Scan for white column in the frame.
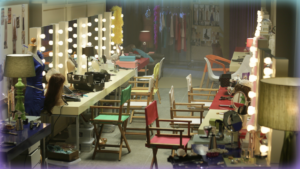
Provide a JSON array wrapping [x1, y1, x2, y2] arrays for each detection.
[[104, 12, 112, 60], [77, 17, 88, 74], [58, 21, 69, 85]]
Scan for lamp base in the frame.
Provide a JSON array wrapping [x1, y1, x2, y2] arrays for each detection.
[[279, 131, 297, 167], [14, 78, 26, 120]]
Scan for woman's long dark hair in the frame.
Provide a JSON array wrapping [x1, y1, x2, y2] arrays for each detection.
[[43, 73, 65, 115]]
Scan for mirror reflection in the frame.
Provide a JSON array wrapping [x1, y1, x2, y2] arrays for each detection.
[[68, 20, 78, 69], [41, 25, 53, 70]]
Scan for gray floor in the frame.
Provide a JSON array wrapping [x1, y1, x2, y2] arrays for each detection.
[[76, 62, 223, 169]]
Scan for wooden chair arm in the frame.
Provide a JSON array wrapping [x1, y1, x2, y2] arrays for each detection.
[[158, 119, 192, 123], [174, 103, 205, 106], [128, 81, 149, 84], [131, 87, 148, 90], [90, 106, 121, 109], [192, 88, 219, 91], [99, 100, 121, 103], [131, 92, 151, 96], [134, 76, 153, 79], [148, 127, 184, 132], [171, 109, 203, 112], [188, 93, 216, 96]]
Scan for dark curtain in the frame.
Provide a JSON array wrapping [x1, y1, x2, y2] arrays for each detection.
[[229, 0, 260, 59]]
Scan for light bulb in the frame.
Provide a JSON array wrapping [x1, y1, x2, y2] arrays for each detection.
[[81, 24, 86, 27], [111, 33, 115, 37], [58, 64, 63, 68], [250, 57, 258, 63], [260, 145, 269, 153], [102, 46, 106, 50], [102, 37, 106, 41], [255, 31, 260, 37], [81, 34, 86, 38], [264, 57, 272, 64], [261, 127, 270, 134], [49, 40, 53, 45], [250, 46, 257, 52], [95, 18, 98, 22], [58, 41, 63, 45], [248, 91, 256, 98], [257, 26, 261, 31], [87, 42, 92, 46], [95, 37, 99, 40], [73, 44, 77, 48], [121, 39, 123, 42], [68, 49, 72, 53], [58, 29, 63, 34], [68, 38, 73, 43], [249, 62, 256, 68], [74, 54, 77, 58], [49, 52, 53, 57], [82, 54, 86, 58], [249, 75, 257, 82], [247, 125, 255, 132], [40, 46, 45, 51], [43, 83, 46, 88], [264, 67, 273, 75], [111, 25, 115, 28], [95, 27, 99, 31], [111, 42, 115, 45], [120, 46, 123, 50], [95, 54, 99, 58], [40, 34, 45, 39], [122, 30, 123, 33], [49, 29, 53, 34], [87, 32, 92, 36], [111, 16, 115, 20], [68, 27, 73, 32], [247, 106, 255, 115], [95, 46, 99, 50], [73, 23, 77, 27], [121, 14, 124, 17], [110, 51, 114, 54], [58, 52, 63, 57], [87, 22, 92, 26], [263, 75, 271, 79], [88, 62, 92, 66], [73, 34, 77, 38], [113, 46, 116, 49], [81, 45, 86, 48], [42, 59, 45, 64], [102, 28, 106, 31], [102, 18, 106, 22], [49, 63, 53, 68], [258, 23, 262, 27], [82, 65, 86, 69], [42, 71, 46, 76]]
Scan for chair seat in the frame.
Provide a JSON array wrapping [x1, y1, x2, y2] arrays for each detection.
[[190, 101, 212, 107], [147, 136, 190, 148], [131, 89, 158, 95], [173, 118, 201, 125], [137, 75, 154, 81], [124, 102, 151, 107], [94, 114, 129, 123]]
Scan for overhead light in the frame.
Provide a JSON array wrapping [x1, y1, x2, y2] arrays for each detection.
[[74, 54, 77, 58], [102, 46, 106, 50], [82, 54, 86, 58], [121, 14, 124, 17], [111, 42, 115, 45], [40, 34, 45, 39], [87, 42, 92, 46], [111, 33, 115, 37], [110, 51, 114, 54], [42, 59, 45, 64], [81, 24, 86, 28], [95, 46, 99, 50], [264, 68, 273, 75], [42, 71, 46, 76], [264, 57, 272, 64], [82, 34, 86, 38], [248, 91, 256, 98], [247, 106, 256, 115], [260, 145, 269, 153], [111, 25, 115, 28], [95, 54, 99, 58], [113, 46, 116, 49], [249, 75, 257, 82], [111, 16, 115, 20], [88, 62, 92, 66], [261, 126, 270, 134], [82, 65, 86, 69], [81, 45, 86, 48], [247, 125, 255, 132]]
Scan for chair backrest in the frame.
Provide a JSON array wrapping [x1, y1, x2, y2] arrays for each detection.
[[145, 100, 158, 126], [153, 62, 160, 80], [231, 55, 251, 79], [186, 74, 192, 92], [148, 77, 154, 92], [158, 57, 165, 79], [169, 86, 175, 108], [121, 85, 132, 105], [205, 55, 230, 74], [204, 57, 217, 81]]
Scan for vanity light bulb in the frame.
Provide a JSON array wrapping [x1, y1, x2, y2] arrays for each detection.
[[58, 29, 63, 34], [111, 33, 115, 37], [102, 18, 106, 22], [73, 44, 77, 48], [247, 106, 255, 115], [42, 71, 46, 76], [49, 40, 53, 45], [250, 46, 257, 53], [87, 32, 92, 36], [264, 57, 272, 64], [247, 125, 255, 132], [249, 75, 257, 82], [111, 25, 115, 28], [111, 42, 115, 45], [49, 63, 53, 68], [40, 46, 46, 51], [263, 75, 271, 79], [120, 46, 123, 50], [82, 54, 86, 58], [88, 62, 92, 66], [95, 18, 98, 22], [264, 68, 273, 75], [68, 27, 73, 32], [250, 57, 258, 64], [74, 54, 77, 58], [95, 54, 99, 58], [110, 51, 114, 54], [249, 62, 256, 68], [58, 41, 63, 46], [87, 42, 92, 46], [49, 52, 53, 57], [43, 83, 46, 88], [73, 34, 77, 38], [121, 39, 123, 42], [95, 46, 99, 50], [255, 31, 260, 37], [121, 14, 124, 17], [102, 46, 106, 50], [58, 52, 63, 57], [42, 59, 45, 64], [258, 23, 262, 27], [58, 64, 63, 68], [256, 26, 261, 31], [261, 127, 270, 134], [82, 65, 86, 69], [102, 28, 106, 31], [68, 38, 73, 43], [81, 24, 86, 28], [95, 37, 99, 40], [40, 34, 46, 39], [122, 30, 123, 33], [49, 29, 53, 34], [248, 91, 256, 99], [68, 49, 72, 53], [81, 45, 86, 48], [73, 23, 77, 27], [102, 37, 106, 41], [81, 34, 86, 38], [95, 27, 99, 31], [111, 16, 115, 20], [260, 145, 269, 153], [87, 22, 92, 27], [113, 46, 116, 49]]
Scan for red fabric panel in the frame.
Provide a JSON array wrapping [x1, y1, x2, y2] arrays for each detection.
[[136, 58, 149, 70], [145, 101, 158, 126], [149, 136, 190, 146], [209, 87, 244, 110]]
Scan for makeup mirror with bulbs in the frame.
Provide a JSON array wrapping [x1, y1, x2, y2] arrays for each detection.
[[41, 25, 54, 70], [68, 20, 78, 68]]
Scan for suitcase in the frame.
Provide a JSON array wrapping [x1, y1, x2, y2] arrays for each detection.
[[85, 70, 110, 82], [219, 74, 231, 87]]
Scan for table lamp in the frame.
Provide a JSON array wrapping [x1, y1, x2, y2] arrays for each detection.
[[258, 77, 299, 165], [139, 30, 151, 52], [4, 54, 36, 120], [82, 46, 95, 72]]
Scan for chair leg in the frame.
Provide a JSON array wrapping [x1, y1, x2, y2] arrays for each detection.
[[149, 123, 153, 136], [93, 124, 104, 160], [130, 110, 134, 124], [118, 124, 131, 153], [200, 71, 206, 88], [151, 148, 158, 169], [156, 90, 161, 104], [207, 81, 214, 100]]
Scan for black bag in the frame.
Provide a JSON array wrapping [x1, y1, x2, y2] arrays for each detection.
[[67, 72, 93, 84], [73, 81, 104, 92], [219, 74, 231, 87], [67, 72, 105, 92], [85, 70, 110, 82]]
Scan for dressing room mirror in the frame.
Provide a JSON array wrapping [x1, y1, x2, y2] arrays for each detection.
[[231, 91, 248, 111], [68, 20, 78, 67], [41, 25, 53, 70], [88, 15, 98, 49]]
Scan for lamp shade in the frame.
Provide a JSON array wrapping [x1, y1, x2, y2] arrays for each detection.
[[247, 38, 253, 47], [258, 78, 300, 131], [82, 46, 95, 57], [139, 30, 151, 42], [4, 54, 36, 78]]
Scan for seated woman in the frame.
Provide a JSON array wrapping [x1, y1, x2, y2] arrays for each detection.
[[43, 73, 66, 115]]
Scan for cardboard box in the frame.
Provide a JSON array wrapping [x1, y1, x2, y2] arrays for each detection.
[[47, 150, 79, 162]]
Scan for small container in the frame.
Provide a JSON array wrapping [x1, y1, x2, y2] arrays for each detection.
[[16, 117, 23, 131], [80, 138, 94, 152]]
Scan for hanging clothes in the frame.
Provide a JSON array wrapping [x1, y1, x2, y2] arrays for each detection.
[[176, 17, 181, 53], [169, 13, 174, 45], [154, 5, 160, 50], [181, 13, 187, 52], [175, 13, 178, 41], [163, 12, 168, 48]]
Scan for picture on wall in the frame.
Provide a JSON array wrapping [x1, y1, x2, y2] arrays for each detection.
[[12, 15, 17, 54], [22, 5, 25, 44], [1, 8, 4, 25], [16, 16, 19, 28], [4, 17, 8, 49], [8, 8, 11, 24]]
